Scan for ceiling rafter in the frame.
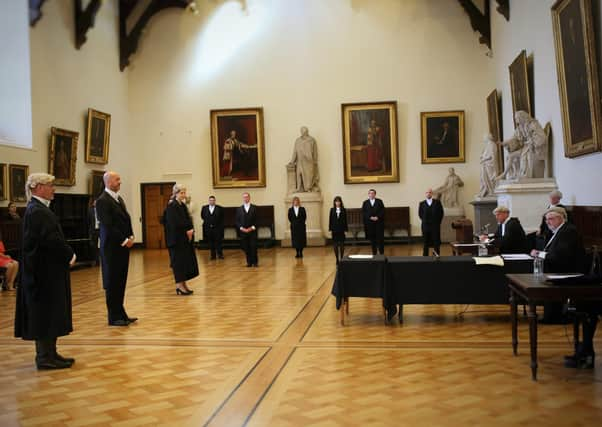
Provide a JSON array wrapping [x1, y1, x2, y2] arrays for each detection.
[[495, 0, 510, 21], [29, 0, 47, 26], [75, 0, 102, 49], [457, 0, 491, 49]]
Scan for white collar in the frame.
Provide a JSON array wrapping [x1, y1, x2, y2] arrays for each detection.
[[32, 195, 51, 207], [105, 188, 120, 201], [426, 198, 433, 205]]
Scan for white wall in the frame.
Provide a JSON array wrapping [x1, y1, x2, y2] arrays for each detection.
[[0, 0, 132, 210], [127, 0, 494, 239], [0, 0, 32, 148], [491, 0, 602, 205]]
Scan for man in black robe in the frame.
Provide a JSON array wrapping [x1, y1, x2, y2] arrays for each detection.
[[15, 173, 76, 369], [201, 196, 224, 260], [418, 188, 444, 256], [96, 171, 137, 326], [361, 189, 385, 255], [481, 206, 527, 254], [235, 192, 258, 267]]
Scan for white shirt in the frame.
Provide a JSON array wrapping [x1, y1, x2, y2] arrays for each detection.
[[104, 187, 120, 203], [500, 217, 510, 237], [426, 198, 433, 206], [209, 205, 215, 214], [369, 199, 375, 207], [32, 195, 51, 207], [293, 206, 299, 216], [243, 203, 250, 213], [336, 207, 341, 217], [539, 221, 566, 258]]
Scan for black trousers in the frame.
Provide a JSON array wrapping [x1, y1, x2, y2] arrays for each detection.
[[101, 248, 130, 322], [370, 238, 384, 255], [35, 337, 57, 363], [333, 241, 345, 262], [241, 234, 258, 265], [422, 228, 441, 256], [206, 228, 223, 258]]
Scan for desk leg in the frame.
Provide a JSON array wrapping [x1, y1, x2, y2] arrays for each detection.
[[510, 290, 518, 356], [398, 305, 403, 323], [340, 299, 346, 326], [345, 297, 349, 316], [528, 303, 538, 381]]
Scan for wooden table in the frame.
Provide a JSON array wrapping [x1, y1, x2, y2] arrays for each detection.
[[506, 273, 602, 381]]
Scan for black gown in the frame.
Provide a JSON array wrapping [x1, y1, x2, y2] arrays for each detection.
[[288, 206, 307, 250], [164, 201, 199, 283]]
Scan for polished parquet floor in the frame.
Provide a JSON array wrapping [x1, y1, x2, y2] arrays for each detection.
[[1, 244, 601, 426]]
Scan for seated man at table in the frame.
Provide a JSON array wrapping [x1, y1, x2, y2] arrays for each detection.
[[480, 206, 527, 254], [531, 206, 588, 323]]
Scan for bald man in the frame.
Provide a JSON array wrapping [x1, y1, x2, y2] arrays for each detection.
[[95, 172, 137, 326]]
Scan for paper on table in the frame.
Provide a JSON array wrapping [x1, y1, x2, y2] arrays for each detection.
[[546, 274, 584, 280], [348, 254, 373, 259], [473, 255, 504, 266], [501, 254, 533, 260], [452, 243, 482, 247]]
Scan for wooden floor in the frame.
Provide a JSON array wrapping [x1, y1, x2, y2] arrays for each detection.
[[0, 244, 601, 426]]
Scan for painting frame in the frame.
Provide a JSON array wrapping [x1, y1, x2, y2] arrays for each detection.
[[421, 110, 465, 164], [551, 0, 601, 158], [89, 170, 106, 199], [0, 163, 7, 201], [85, 108, 111, 164], [210, 107, 266, 188], [49, 127, 79, 186], [9, 164, 29, 203], [486, 89, 504, 173], [341, 101, 399, 184], [509, 50, 533, 122]]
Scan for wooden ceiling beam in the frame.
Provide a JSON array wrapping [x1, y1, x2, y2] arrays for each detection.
[[75, 0, 102, 49], [457, 0, 491, 49]]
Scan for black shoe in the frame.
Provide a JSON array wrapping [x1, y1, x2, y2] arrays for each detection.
[[247, 263, 252, 267], [252, 264, 258, 267], [564, 352, 595, 369], [55, 353, 75, 365], [218, 255, 224, 259], [127, 317, 138, 323], [210, 256, 216, 260], [108, 319, 129, 326], [36, 357, 72, 370], [176, 288, 192, 295], [387, 306, 398, 322]]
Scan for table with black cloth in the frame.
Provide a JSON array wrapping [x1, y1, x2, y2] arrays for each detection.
[[331, 255, 386, 325], [385, 256, 533, 320]]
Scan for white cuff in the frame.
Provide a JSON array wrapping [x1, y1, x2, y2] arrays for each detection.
[[121, 237, 130, 246], [70, 254, 77, 264], [538, 251, 547, 259], [251, 225, 256, 230]]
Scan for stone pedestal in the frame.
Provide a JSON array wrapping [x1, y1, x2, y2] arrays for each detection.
[[282, 192, 325, 246], [440, 207, 465, 243], [470, 197, 498, 234], [495, 178, 558, 233]]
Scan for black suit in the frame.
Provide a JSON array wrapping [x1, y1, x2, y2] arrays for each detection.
[[235, 204, 258, 266], [165, 201, 199, 283], [493, 217, 527, 254], [362, 198, 385, 255], [537, 203, 572, 248], [288, 207, 307, 254], [96, 191, 134, 323], [201, 204, 224, 258], [88, 205, 99, 265], [15, 198, 74, 364], [418, 199, 444, 256], [328, 207, 348, 262]]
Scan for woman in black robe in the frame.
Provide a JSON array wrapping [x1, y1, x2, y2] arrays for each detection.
[[288, 196, 307, 258], [164, 184, 198, 295], [328, 196, 348, 264]]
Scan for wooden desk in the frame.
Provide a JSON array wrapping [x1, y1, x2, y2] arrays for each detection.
[[506, 273, 602, 381]]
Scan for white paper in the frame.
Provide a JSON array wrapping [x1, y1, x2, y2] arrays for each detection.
[[501, 254, 533, 260], [545, 274, 584, 280], [348, 255, 374, 259], [473, 256, 504, 266], [452, 243, 482, 247]]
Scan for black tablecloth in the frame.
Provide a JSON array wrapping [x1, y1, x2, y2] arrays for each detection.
[[331, 255, 386, 309], [386, 256, 533, 306]]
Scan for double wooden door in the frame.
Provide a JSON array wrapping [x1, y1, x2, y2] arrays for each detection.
[[141, 183, 174, 249]]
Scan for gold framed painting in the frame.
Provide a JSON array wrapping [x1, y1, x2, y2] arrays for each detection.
[[486, 89, 504, 173], [9, 164, 29, 202], [85, 108, 111, 164], [509, 50, 533, 122], [421, 110, 465, 164], [0, 163, 7, 201], [49, 127, 78, 186], [341, 101, 399, 184], [552, 0, 601, 158], [89, 170, 106, 199], [210, 107, 266, 188]]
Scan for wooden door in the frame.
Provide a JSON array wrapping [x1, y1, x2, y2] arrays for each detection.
[[141, 183, 174, 249]]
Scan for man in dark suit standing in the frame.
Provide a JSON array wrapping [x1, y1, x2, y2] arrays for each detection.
[[418, 188, 444, 256], [480, 206, 527, 254], [201, 195, 224, 260], [235, 192, 258, 267], [362, 189, 385, 255], [15, 173, 76, 369], [95, 171, 137, 326]]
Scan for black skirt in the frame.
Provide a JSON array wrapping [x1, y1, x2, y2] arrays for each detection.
[[331, 231, 346, 242], [168, 240, 199, 283]]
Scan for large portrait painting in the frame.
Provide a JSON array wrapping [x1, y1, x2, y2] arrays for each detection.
[[509, 50, 533, 122], [421, 110, 465, 164], [552, 0, 601, 158], [9, 164, 28, 203], [486, 89, 504, 173], [49, 127, 78, 186], [341, 101, 399, 184], [85, 108, 111, 164], [210, 108, 266, 188], [0, 163, 7, 201], [90, 170, 106, 199]]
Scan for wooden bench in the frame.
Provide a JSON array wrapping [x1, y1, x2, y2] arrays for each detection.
[[345, 206, 411, 244], [198, 205, 277, 249]]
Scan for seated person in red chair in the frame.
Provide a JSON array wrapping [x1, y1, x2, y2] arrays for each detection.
[[0, 232, 19, 290]]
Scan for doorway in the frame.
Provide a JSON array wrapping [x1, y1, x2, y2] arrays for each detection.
[[140, 182, 175, 249]]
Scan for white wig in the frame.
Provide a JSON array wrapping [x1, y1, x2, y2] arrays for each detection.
[[26, 173, 54, 200]]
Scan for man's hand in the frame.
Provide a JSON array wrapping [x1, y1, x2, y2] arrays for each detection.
[[69, 254, 77, 266], [125, 237, 134, 248], [479, 234, 488, 242], [186, 229, 194, 241], [530, 249, 539, 257], [370, 216, 378, 221]]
